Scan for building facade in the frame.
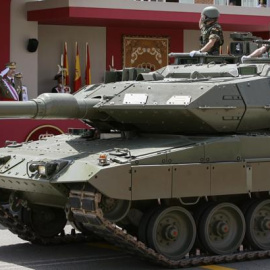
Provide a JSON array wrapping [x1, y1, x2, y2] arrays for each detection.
[[1, 0, 270, 99]]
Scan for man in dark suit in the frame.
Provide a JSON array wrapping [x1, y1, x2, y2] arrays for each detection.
[[0, 62, 21, 101]]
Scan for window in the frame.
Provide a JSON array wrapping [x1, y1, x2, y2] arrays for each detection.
[[242, 0, 258, 6]]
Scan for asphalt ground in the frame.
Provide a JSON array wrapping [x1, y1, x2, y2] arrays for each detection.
[[0, 224, 270, 270]]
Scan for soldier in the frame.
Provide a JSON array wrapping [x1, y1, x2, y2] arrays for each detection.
[[190, 6, 224, 56], [51, 74, 71, 93], [0, 62, 21, 101]]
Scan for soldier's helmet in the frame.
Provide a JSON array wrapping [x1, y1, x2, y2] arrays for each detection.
[[201, 6, 220, 19]]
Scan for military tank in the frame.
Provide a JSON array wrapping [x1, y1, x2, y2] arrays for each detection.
[[1, 33, 270, 268]]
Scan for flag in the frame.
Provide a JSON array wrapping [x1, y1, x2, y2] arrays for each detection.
[[85, 43, 91, 85], [74, 42, 81, 92], [63, 42, 70, 86]]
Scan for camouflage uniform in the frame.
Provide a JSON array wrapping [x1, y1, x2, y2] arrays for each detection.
[[200, 22, 224, 55], [264, 45, 270, 53]]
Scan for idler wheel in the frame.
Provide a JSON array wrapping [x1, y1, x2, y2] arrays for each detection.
[[22, 205, 67, 238], [198, 202, 245, 255], [245, 199, 270, 250], [99, 195, 131, 223], [146, 206, 196, 260]]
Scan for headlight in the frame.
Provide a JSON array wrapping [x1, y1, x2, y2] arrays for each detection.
[[38, 163, 58, 177], [28, 160, 69, 179]]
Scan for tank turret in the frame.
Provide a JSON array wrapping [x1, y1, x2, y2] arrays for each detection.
[[1, 58, 270, 135]]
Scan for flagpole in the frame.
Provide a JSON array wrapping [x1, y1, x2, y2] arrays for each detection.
[[85, 42, 91, 85], [86, 42, 88, 70], [86, 43, 87, 85], [61, 53, 64, 92], [64, 42, 67, 87], [74, 42, 81, 92]]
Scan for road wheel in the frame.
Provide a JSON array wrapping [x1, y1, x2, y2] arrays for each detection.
[[245, 199, 270, 250], [199, 202, 245, 254], [146, 206, 196, 260]]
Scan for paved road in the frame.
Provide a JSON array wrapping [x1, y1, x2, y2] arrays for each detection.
[[0, 224, 270, 270]]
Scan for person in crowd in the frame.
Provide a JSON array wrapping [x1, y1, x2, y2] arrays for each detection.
[[190, 6, 224, 57], [0, 62, 22, 101], [51, 73, 71, 93], [229, 0, 236, 5], [257, 0, 266, 7], [14, 72, 28, 101]]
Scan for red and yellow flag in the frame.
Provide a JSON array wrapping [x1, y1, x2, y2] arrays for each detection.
[[85, 43, 91, 85], [74, 42, 81, 92], [63, 42, 70, 86]]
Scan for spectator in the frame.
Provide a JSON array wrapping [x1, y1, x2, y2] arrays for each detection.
[[51, 74, 71, 93], [15, 72, 28, 101], [0, 62, 22, 101], [257, 0, 266, 7]]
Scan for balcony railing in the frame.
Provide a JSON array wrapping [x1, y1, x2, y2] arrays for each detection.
[[135, 0, 262, 7]]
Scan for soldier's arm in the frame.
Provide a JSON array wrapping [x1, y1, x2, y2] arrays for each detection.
[[200, 27, 221, 52], [200, 38, 217, 52], [0, 68, 9, 78], [248, 45, 268, 58]]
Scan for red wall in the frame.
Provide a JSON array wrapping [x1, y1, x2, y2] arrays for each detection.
[[0, 0, 11, 69], [106, 27, 183, 70], [253, 32, 270, 40]]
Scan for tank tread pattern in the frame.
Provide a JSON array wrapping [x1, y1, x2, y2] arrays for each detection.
[[70, 189, 270, 268], [0, 204, 93, 245]]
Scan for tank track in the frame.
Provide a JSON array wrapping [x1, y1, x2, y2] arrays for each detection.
[[0, 204, 93, 245], [69, 189, 270, 268]]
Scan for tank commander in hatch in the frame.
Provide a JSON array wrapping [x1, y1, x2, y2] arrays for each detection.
[[190, 6, 224, 57], [51, 73, 71, 93], [0, 62, 22, 101]]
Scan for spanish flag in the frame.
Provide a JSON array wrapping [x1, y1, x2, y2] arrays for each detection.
[[85, 43, 91, 85], [63, 42, 70, 86], [74, 42, 81, 92]]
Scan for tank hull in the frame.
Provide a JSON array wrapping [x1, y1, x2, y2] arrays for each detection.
[[0, 133, 269, 203], [0, 133, 270, 266]]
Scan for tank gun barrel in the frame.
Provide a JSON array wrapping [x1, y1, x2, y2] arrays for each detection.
[[0, 93, 100, 119]]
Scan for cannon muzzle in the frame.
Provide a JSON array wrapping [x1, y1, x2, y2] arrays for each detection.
[[0, 93, 99, 119]]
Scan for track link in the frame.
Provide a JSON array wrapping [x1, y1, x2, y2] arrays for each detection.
[[69, 189, 270, 268]]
